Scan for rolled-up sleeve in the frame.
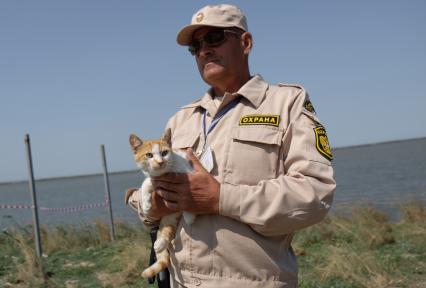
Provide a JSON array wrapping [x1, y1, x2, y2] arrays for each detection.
[[126, 188, 161, 228]]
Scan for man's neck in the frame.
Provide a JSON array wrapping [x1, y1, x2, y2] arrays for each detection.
[[212, 73, 251, 96]]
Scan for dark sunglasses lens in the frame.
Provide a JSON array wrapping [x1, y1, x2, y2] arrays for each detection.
[[188, 41, 200, 55], [204, 30, 225, 46], [188, 29, 226, 55]]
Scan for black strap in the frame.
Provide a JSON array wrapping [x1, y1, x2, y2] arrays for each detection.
[[148, 227, 171, 288]]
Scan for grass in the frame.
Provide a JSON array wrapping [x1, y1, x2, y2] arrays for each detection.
[[1, 203, 425, 287], [0, 220, 151, 287], [294, 202, 426, 288]]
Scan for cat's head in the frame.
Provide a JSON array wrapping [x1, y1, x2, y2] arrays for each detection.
[[129, 129, 172, 176]]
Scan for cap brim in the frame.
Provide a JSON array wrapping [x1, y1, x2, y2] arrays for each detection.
[[176, 23, 237, 46]]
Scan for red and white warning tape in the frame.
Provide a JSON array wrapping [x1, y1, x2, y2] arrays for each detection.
[[39, 201, 108, 213], [0, 200, 108, 213], [0, 204, 34, 209]]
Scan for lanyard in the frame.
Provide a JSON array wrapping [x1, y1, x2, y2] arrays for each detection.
[[202, 97, 240, 144]]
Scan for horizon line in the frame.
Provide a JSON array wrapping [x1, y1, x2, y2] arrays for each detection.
[[1, 135, 425, 185]]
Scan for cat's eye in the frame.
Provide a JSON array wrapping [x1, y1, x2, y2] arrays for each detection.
[[161, 150, 169, 157], [146, 153, 153, 158]]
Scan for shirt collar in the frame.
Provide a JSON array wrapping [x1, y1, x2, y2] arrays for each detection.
[[182, 74, 269, 110], [237, 74, 269, 108]]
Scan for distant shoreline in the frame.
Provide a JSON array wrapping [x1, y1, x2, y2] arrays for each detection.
[[0, 169, 140, 186], [1, 136, 425, 185], [332, 136, 426, 151]]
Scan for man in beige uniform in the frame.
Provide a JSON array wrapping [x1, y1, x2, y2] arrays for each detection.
[[127, 4, 335, 288]]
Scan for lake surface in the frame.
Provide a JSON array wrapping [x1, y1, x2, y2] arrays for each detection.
[[1, 138, 425, 227]]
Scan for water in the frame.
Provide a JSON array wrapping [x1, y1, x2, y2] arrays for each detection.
[[332, 138, 426, 218], [1, 138, 425, 227], [0, 171, 143, 228]]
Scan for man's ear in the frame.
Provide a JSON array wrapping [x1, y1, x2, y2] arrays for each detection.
[[241, 32, 253, 55]]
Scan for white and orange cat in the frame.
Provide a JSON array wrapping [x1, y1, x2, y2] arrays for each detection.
[[125, 129, 195, 279]]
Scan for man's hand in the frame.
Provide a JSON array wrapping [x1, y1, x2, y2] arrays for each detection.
[[152, 148, 220, 215], [124, 187, 174, 219], [147, 191, 176, 219]]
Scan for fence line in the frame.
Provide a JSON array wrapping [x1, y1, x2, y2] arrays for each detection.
[[0, 134, 118, 274], [0, 204, 35, 209], [0, 200, 109, 212]]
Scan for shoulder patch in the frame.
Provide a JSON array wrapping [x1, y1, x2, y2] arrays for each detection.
[[304, 99, 316, 114], [313, 126, 333, 161]]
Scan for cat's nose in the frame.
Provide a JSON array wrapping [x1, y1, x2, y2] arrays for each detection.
[[155, 160, 165, 167]]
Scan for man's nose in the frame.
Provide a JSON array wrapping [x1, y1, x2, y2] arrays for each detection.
[[198, 41, 213, 57]]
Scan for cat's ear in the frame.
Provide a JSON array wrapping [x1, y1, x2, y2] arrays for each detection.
[[129, 134, 143, 153], [161, 128, 172, 146]]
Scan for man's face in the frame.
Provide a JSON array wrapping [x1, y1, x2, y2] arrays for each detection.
[[192, 27, 246, 89]]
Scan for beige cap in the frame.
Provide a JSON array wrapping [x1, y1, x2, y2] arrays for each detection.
[[177, 4, 248, 46]]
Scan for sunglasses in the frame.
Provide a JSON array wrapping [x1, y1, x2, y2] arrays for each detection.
[[188, 28, 241, 56]]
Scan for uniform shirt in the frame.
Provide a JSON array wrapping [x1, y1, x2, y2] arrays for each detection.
[[128, 74, 336, 288]]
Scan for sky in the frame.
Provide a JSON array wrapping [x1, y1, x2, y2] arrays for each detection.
[[1, 0, 425, 182]]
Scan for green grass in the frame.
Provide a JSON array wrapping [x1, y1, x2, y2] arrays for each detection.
[[0, 221, 152, 287], [1, 203, 425, 287], [294, 202, 426, 288]]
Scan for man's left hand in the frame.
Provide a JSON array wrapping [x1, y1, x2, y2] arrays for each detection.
[[152, 148, 220, 214]]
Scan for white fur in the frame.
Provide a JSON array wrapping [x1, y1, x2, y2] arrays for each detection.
[[154, 237, 168, 253], [133, 142, 201, 278], [139, 149, 196, 225], [140, 178, 153, 215], [152, 143, 162, 163]]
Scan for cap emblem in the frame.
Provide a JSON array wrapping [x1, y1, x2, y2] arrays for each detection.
[[195, 12, 204, 23]]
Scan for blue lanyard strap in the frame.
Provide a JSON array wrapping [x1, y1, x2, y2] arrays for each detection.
[[203, 97, 240, 140]]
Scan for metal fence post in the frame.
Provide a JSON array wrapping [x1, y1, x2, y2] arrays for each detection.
[[101, 144, 115, 240], [24, 134, 42, 258]]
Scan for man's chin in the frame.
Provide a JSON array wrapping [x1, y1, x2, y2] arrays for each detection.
[[202, 67, 226, 85]]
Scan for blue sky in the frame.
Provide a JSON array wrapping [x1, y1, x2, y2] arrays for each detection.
[[1, 0, 425, 182]]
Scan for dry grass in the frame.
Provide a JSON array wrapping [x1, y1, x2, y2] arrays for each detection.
[[295, 203, 426, 287], [96, 241, 150, 287], [1, 203, 425, 287], [2, 231, 46, 287], [41, 220, 114, 253], [317, 246, 403, 288], [1, 220, 149, 287], [400, 201, 426, 223]]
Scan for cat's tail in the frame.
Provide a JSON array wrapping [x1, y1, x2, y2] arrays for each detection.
[[141, 249, 170, 279]]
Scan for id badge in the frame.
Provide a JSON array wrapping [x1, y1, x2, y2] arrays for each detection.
[[199, 146, 214, 173]]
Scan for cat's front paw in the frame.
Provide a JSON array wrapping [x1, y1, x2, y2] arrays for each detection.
[[142, 201, 152, 215], [154, 237, 169, 253]]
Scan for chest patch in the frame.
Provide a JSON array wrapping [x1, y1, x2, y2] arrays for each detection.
[[239, 114, 280, 127], [314, 126, 333, 161]]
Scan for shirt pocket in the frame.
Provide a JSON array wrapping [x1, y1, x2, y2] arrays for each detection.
[[224, 126, 284, 185]]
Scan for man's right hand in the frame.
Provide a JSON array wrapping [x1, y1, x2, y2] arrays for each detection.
[[148, 190, 176, 219], [125, 187, 174, 219]]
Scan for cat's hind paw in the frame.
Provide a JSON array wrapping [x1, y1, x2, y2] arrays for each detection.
[[154, 238, 169, 253]]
